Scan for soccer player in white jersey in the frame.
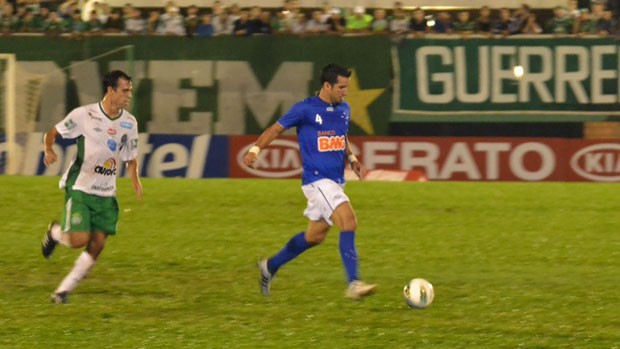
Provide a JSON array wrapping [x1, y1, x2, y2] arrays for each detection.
[[243, 63, 377, 300], [40, 70, 142, 304]]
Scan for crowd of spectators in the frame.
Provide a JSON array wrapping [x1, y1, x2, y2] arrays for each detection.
[[0, 0, 618, 38]]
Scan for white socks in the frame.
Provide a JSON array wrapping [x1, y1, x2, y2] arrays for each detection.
[[50, 223, 72, 247], [54, 251, 96, 294]]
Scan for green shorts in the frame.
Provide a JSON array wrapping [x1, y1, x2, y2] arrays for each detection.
[[62, 189, 119, 235]]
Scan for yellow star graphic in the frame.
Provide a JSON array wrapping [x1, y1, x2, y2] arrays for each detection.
[[345, 69, 385, 135]]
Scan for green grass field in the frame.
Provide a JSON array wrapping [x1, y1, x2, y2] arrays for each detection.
[[1, 176, 619, 349]]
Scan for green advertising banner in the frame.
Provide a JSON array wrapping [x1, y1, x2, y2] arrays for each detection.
[[6, 35, 620, 133], [0, 35, 392, 135], [394, 36, 620, 122]]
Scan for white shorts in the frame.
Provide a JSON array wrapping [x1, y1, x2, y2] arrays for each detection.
[[301, 178, 350, 226]]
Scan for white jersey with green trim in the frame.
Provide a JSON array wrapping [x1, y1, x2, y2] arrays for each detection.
[[55, 102, 139, 197]]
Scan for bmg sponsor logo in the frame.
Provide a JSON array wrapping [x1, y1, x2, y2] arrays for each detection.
[[570, 144, 620, 182], [317, 135, 345, 152], [94, 158, 117, 176]]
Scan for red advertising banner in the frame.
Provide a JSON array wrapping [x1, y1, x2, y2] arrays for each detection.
[[229, 136, 620, 182]]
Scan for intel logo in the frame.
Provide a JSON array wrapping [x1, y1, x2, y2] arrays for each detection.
[[237, 139, 303, 178], [570, 143, 620, 182]]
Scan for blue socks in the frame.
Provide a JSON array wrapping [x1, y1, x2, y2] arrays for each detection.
[[267, 232, 312, 274], [339, 230, 359, 283], [266, 230, 360, 283]]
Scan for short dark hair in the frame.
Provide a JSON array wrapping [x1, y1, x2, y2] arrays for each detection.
[[102, 70, 132, 95], [319, 63, 351, 86]]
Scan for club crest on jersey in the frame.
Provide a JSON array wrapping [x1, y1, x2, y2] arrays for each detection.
[[94, 158, 117, 176], [107, 139, 117, 151], [317, 134, 346, 152], [108, 128, 117, 135]]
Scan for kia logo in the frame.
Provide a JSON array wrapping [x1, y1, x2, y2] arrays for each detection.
[[237, 139, 303, 178], [570, 143, 620, 182]]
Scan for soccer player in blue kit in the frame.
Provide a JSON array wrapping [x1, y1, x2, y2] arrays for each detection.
[[242, 63, 377, 300]]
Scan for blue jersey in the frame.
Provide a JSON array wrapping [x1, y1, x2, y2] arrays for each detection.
[[277, 96, 351, 185]]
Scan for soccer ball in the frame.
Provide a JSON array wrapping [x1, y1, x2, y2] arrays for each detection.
[[403, 278, 434, 309]]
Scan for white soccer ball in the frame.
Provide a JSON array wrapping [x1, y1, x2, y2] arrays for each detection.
[[403, 278, 434, 309]]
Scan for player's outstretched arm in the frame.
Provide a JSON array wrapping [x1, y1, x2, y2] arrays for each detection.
[[126, 159, 143, 201], [243, 123, 286, 168], [43, 127, 59, 166]]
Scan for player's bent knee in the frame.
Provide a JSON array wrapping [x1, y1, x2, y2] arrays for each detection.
[[88, 236, 107, 255], [69, 233, 90, 248], [341, 219, 357, 232]]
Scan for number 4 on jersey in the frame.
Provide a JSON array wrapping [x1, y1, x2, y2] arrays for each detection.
[[315, 114, 323, 125]]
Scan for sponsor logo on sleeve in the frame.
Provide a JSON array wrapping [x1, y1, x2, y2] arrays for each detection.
[[64, 119, 77, 130]]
